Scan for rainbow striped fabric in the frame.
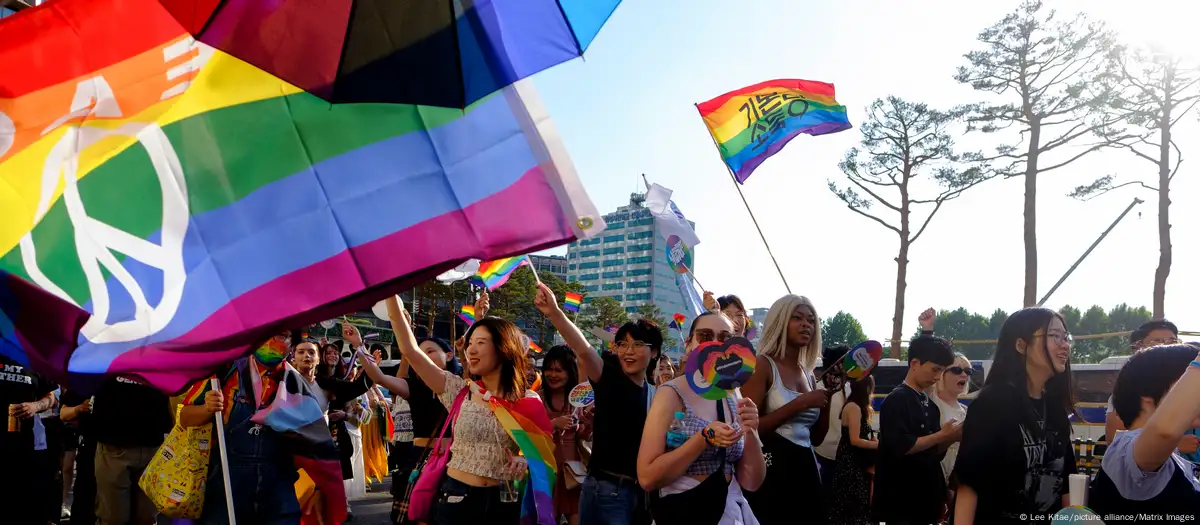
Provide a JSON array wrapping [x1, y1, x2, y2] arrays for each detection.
[[458, 305, 476, 325], [698, 79, 852, 183], [0, 0, 603, 393], [474, 256, 531, 290], [563, 292, 583, 313], [483, 385, 557, 525]]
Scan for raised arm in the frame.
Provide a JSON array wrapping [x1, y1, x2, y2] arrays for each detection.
[[385, 295, 447, 394], [356, 351, 410, 399], [534, 282, 604, 384]]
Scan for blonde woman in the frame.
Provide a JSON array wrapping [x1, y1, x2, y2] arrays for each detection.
[[741, 295, 836, 525]]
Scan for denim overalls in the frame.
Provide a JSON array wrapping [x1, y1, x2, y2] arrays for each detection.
[[199, 360, 301, 525]]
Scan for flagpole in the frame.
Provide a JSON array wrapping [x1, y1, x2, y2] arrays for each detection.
[[210, 378, 238, 525], [693, 104, 792, 294]]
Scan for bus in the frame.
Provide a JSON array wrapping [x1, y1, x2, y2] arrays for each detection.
[[814, 357, 1124, 442]]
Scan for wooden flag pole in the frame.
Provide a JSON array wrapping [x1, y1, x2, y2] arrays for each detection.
[[694, 105, 792, 294], [525, 255, 543, 285]]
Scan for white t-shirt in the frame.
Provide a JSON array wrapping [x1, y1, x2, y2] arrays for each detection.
[[931, 393, 967, 483], [814, 380, 850, 460]]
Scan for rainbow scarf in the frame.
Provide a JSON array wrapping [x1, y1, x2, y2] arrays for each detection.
[[474, 382, 556, 525], [458, 305, 476, 325], [697, 79, 852, 183], [474, 256, 530, 290]]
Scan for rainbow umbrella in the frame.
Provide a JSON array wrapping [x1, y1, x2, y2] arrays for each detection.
[[159, 0, 624, 108]]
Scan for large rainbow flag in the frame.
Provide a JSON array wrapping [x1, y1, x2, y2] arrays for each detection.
[[697, 79, 852, 183], [0, 0, 604, 394]]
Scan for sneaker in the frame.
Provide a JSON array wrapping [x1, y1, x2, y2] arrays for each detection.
[[60, 506, 71, 520]]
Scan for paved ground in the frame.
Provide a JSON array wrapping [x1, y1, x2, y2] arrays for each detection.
[[348, 480, 394, 524]]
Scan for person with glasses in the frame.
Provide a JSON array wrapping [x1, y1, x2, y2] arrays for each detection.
[[535, 283, 661, 525], [953, 308, 1079, 524], [1104, 320, 1183, 443], [702, 292, 749, 338], [637, 311, 765, 524], [741, 295, 835, 524]]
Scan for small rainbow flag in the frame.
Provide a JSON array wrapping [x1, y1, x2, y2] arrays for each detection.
[[563, 292, 583, 313], [474, 256, 530, 290], [482, 385, 557, 525], [698, 79, 852, 183], [458, 305, 476, 325], [670, 313, 686, 331], [529, 342, 543, 355]]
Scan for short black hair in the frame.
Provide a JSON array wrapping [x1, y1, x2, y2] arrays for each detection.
[[1112, 343, 1198, 427], [822, 345, 851, 366], [717, 295, 745, 313], [615, 319, 664, 353], [907, 335, 955, 367], [1131, 320, 1179, 345]]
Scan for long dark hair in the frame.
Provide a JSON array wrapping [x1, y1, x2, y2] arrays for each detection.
[[847, 375, 875, 433], [463, 317, 529, 401], [986, 307, 1079, 427], [317, 343, 346, 379], [540, 345, 579, 413]]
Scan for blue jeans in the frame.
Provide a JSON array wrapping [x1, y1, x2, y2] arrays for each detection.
[[579, 474, 649, 525], [199, 382, 300, 525]]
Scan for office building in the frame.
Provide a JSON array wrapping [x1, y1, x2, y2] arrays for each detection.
[[565, 192, 701, 325], [747, 307, 769, 347], [528, 254, 568, 281]]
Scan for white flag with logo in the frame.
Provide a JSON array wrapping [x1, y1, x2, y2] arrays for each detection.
[[643, 182, 700, 248]]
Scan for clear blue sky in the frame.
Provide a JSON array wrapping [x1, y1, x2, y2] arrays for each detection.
[[530, 0, 1200, 339]]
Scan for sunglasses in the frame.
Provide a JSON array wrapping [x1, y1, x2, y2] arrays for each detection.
[[694, 329, 732, 344], [947, 366, 973, 376]]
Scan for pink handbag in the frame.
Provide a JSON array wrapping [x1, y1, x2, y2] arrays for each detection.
[[406, 387, 468, 521]]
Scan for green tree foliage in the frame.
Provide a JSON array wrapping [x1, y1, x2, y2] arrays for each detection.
[[635, 303, 678, 350], [1071, 50, 1200, 319], [830, 96, 988, 358], [957, 0, 1121, 307], [821, 311, 869, 348], [577, 296, 630, 347], [923, 304, 1150, 363]]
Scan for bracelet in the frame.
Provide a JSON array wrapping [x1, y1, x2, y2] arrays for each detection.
[[1190, 360, 1200, 370], [702, 424, 720, 446]]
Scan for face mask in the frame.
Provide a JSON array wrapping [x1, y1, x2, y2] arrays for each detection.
[[254, 338, 289, 367]]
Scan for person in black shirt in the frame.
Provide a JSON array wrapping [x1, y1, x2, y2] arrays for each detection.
[[60, 388, 97, 525], [872, 329, 961, 525], [0, 355, 59, 525], [954, 307, 1078, 524], [92, 375, 172, 525], [536, 283, 660, 525]]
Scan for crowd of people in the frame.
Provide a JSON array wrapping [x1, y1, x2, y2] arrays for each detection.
[[3, 284, 1200, 524]]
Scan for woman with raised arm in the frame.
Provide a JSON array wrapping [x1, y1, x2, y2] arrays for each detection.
[[637, 311, 765, 524], [535, 282, 660, 525], [381, 295, 555, 525], [350, 307, 466, 524], [740, 294, 835, 525]]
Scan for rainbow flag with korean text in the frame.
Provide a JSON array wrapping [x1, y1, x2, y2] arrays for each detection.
[[0, 0, 604, 395], [698, 79, 852, 183]]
